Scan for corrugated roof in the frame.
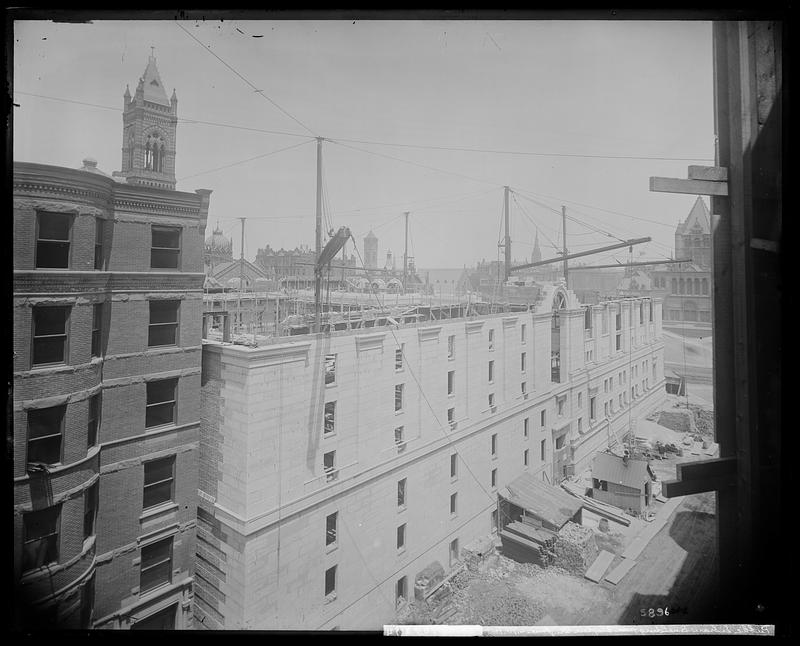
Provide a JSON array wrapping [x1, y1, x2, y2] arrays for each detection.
[[501, 471, 582, 528], [592, 452, 651, 490]]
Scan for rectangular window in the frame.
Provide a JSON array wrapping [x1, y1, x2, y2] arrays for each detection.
[[148, 300, 179, 347], [557, 396, 565, 416], [145, 379, 177, 428], [523, 418, 529, 438], [577, 392, 582, 408], [590, 396, 596, 420], [488, 329, 494, 351], [450, 453, 458, 479], [584, 306, 593, 332], [556, 435, 565, 450], [326, 512, 338, 546], [325, 354, 336, 385], [540, 439, 546, 461], [521, 352, 526, 372], [521, 323, 527, 344], [447, 407, 455, 427], [398, 478, 406, 507], [394, 425, 405, 451], [604, 379, 608, 393], [395, 345, 404, 371], [140, 537, 173, 594], [325, 565, 337, 598], [32, 306, 70, 366], [524, 449, 529, 467], [27, 405, 65, 468], [577, 417, 583, 433], [540, 409, 546, 427], [488, 393, 495, 409], [447, 335, 455, 359], [324, 451, 337, 482], [604, 402, 609, 417], [491, 468, 497, 489], [397, 524, 406, 551], [143, 455, 175, 510], [87, 393, 101, 448], [450, 492, 457, 515], [449, 538, 459, 567], [488, 360, 494, 383], [396, 576, 408, 604], [447, 370, 455, 395], [324, 401, 336, 435], [491, 509, 499, 533], [619, 393, 623, 408], [94, 219, 104, 270], [91, 303, 103, 357], [521, 381, 527, 396], [83, 481, 98, 540], [151, 226, 181, 269], [36, 212, 71, 269], [23, 505, 61, 572], [395, 384, 404, 412], [491, 433, 497, 457]]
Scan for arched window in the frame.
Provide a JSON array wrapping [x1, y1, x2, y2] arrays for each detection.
[[144, 141, 153, 170], [702, 278, 709, 295], [128, 135, 135, 169], [694, 278, 700, 294]]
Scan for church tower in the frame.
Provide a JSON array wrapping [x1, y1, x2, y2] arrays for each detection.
[[115, 51, 178, 190], [531, 229, 542, 264]]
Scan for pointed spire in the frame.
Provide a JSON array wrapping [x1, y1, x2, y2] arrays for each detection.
[[140, 51, 170, 106], [124, 84, 131, 99]]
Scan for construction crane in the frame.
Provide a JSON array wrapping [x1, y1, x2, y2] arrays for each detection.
[[314, 226, 352, 333]]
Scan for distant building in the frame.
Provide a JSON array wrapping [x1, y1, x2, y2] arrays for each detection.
[[364, 230, 378, 269], [13, 53, 209, 630], [204, 223, 233, 272], [649, 197, 712, 336]]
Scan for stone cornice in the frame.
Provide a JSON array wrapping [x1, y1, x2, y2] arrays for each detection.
[[465, 319, 485, 334], [417, 325, 442, 343], [355, 331, 386, 353], [206, 339, 312, 370], [502, 315, 519, 326]]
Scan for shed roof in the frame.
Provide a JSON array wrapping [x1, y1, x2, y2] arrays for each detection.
[[592, 452, 652, 490], [501, 471, 582, 528]]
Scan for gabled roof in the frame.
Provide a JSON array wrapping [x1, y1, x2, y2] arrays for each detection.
[[141, 55, 170, 106], [592, 452, 652, 490], [676, 197, 711, 235], [209, 258, 268, 281], [501, 471, 583, 528]]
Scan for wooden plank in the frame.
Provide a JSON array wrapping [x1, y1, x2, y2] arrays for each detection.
[[661, 456, 737, 497], [688, 165, 729, 181], [584, 550, 615, 583], [649, 176, 729, 196], [499, 530, 544, 554], [605, 558, 637, 585]]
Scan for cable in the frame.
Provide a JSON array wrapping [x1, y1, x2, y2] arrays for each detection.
[[176, 21, 318, 137], [177, 139, 312, 181], [14, 91, 314, 140], [326, 136, 714, 163], [328, 139, 503, 188]]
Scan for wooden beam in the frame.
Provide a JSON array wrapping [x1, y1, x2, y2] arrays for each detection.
[[661, 456, 737, 498], [688, 165, 729, 181], [649, 176, 729, 196]]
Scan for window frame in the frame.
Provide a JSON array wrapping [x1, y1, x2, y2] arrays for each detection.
[[83, 481, 99, 540], [326, 512, 338, 547], [140, 536, 174, 595], [94, 218, 105, 271], [396, 523, 406, 551], [91, 302, 103, 357], [447, 370, 455, 396], [35, 211, 72, 270], [450, 492, 458, 516], [447, 334, 455, 360], [145, 378, 178, 429], [324, 401, 336, 436], [395, 345, 404, 371], [450, 453, 458, 479], [397, 478, 407, 508], [148, 300, 180, 348], [394, 383, 404, 412], [27, 405, 65, 469], [325, 565, 337, 598], [150, 225, 182, 270], [143, 455, 176, 511], [324, 450, 337, 482], [22, 504, 61, 573], [325, 354, 337, 385], [87, 392, 101, 448], [32, 305, 70, 367]]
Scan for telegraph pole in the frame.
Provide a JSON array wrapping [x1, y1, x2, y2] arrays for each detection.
[[503, 186, 511, 281], [561, 205, 569, 289], [315, 137, 323, 333], [403, 211, 409, 290]]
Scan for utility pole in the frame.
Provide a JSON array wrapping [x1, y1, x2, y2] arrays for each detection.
[[314, 137, 323, 333], [561, 205, 569, 289], [238, 217, 246, 335], [504, 186, 511, 282], [403, 211, 409, 291]]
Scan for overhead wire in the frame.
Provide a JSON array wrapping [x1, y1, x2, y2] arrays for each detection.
[[177, 139, 312, 181], [176, 21, 319, 137]]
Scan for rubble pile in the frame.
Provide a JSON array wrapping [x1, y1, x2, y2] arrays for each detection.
[[657, 409, 696, 434], [687, 404, 714, 436], [460, 583, 545, 626], [552, 522, 598, 576]]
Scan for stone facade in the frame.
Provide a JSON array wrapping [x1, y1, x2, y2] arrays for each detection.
[[195, 288, 665, 629]]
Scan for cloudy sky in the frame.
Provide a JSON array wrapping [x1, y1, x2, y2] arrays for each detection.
[[13, 18, 714, 269]]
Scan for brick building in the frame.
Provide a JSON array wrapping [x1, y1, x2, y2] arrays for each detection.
[[12, 54, 211, 629], [194, 286, 665, 629]]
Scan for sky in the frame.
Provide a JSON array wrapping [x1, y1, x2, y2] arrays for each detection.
[[13, 19, 715, 269]]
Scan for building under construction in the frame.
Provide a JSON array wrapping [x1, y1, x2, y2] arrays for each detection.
[[193, 283, 666, 629]]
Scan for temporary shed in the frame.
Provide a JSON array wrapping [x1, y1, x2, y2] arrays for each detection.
[[591, 452, 655, 515]]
